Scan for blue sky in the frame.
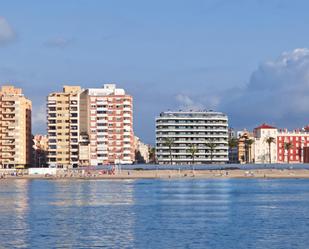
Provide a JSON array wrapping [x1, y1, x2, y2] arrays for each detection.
[[1, 0, 309, 144]]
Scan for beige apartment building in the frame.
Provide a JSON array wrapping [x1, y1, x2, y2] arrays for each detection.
[[47, 84, 134, 167], [0, 86, 32, 168], [47, 86, 81, 168]]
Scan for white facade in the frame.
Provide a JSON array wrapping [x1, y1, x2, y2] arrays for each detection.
[[156, 111, 229, 164], [253, 126, 278, 164]]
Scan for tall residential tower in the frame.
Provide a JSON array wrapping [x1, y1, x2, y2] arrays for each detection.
[[0, 86, 32, 168], [47, 86, 81, 168], [80, 84, 134, 165]]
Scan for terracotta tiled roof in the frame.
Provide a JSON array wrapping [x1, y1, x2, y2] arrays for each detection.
[[255, 123, 276, 129]]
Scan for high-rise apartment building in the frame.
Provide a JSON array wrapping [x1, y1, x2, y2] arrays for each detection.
[[47, 86, 81, 168], [0, 86, 32, 168], [156, 111, 229, 164], [80, 84, 134, 165]]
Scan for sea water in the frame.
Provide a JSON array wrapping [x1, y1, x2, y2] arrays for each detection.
[[0, 179, 308, 249]]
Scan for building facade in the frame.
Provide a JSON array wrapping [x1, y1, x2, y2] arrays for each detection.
[[134, 136, 150, 163], [80, 84, 134, 165], [33, 134, 48, 167], [237, 130, 255, 164], [277, 128, 309, 163], [0, 86, 32, 168], [156, 111, 229, 164], [47, 86, 81, 168], [253, 124, 278, 164]]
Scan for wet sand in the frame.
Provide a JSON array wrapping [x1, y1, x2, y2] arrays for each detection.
[[2, 169, 309, 180]]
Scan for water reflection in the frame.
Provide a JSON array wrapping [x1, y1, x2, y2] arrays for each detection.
[[0, 179, 29, 248], [0, 179, 308, 248], [132, 179, 234, 249]]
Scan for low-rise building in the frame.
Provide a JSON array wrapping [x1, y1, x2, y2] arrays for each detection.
[[33, 134, 48, 167], [277, 127, 309, 163], [237, 130, 255, 164], [134, 136, 150, 163], [253, 124, 278, 164]]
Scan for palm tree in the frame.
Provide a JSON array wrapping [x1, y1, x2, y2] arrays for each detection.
[[284, 142, 293, 164], [205, 140, 217, 164], [188, 144, 198, 164], [265, 137, 276, 164], [163, 137, 175, 165], [244, 139, 254, 163], [149, 147, 156, 163], [228, 138, 238, 163]]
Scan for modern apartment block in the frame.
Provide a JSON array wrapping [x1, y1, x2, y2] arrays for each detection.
[[80, 84, 134, 165], [156, 111, 229, 164], [47, 86, 81, 168], [0, 86, 32, 168]]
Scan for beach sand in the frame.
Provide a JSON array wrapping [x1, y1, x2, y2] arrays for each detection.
[[1, 169, 309, 180]]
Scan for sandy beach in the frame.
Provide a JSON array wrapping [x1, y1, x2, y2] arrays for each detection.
[[2, 169, 309, 180]]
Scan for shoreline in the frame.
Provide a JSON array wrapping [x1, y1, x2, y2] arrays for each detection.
[[1, 169, 309, 180]]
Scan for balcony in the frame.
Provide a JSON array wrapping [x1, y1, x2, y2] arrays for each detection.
[[2, 116, 15, 120]]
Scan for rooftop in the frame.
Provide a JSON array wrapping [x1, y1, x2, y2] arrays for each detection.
[[254, 123, 277, 130], [157, 110, 227, 119]]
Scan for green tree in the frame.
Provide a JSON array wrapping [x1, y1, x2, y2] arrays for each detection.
[[284, 142, 293, 164], [149, 147, 156, 163], [188, 144, 198, 164], [265, 137, 276, 164], [205, 140, 218, 164], [228, 138, 238, 163], [163, 137, 175, 165]]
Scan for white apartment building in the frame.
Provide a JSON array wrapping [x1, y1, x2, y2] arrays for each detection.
[[156, 111, 229, 164], [80, 84, 134, 165]]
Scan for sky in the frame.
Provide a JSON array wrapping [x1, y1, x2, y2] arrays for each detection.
[[1, 0, 309, 144]]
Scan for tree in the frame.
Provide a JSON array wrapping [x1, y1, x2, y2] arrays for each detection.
[[228, 138, 238, 163], [265, 137, 276, 164], [163, 137, 175, 165], [149, 147, 156, 163], [205, 140, 218, 164], [284, 142, 293, 164], [244, 139, 254, 163], [188, 144, 198, 164], [228, 138, 238, 149]]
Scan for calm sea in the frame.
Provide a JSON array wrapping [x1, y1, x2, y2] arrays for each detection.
[[0, 179, 308, 249]]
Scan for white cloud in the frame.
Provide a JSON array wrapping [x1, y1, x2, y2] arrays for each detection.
[[222, 48, 309, 128], [0, 17, 16, 45], [32, 104, 46, 130], [175, 94, 204, 111]]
